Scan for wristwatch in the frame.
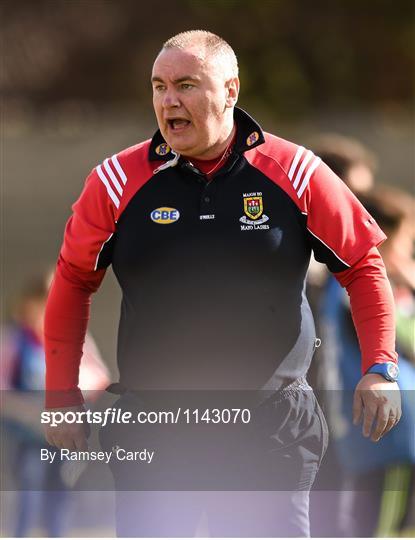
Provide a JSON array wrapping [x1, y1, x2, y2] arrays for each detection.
[[366, 362, 399, 382]]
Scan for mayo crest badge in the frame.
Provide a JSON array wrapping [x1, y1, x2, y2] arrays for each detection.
[[239, 191, 269, 229], [155, 143, 171, 156], [246, 131, 259, 147], [244, 195, 263, 220]]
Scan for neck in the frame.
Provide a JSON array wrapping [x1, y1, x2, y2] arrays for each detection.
[[193, 123, 236, 161], [187, 127, 236, 178]]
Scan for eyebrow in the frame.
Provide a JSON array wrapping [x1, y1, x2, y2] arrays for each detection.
[[151, 76, 201, 84]]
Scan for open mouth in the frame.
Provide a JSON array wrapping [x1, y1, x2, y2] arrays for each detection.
[[167, 118, 191, 131]]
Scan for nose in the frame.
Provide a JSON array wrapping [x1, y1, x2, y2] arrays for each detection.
[[162, 88, 180, 109]]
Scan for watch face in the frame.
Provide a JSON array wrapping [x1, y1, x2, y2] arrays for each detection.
[[386, 363, 399, 380]]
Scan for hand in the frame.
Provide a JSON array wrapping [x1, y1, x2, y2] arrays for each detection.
[[44, 405, 90, 450], [353, 374, 401, 442]]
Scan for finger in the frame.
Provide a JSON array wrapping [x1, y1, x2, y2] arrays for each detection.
[[64, 437, 78, 451], [52, 436, 63, 449], [395, 404, 402, 424], [353, 391, 363, 425], [83, 421, 91, 439], [371, 406, 390, 442], [378, 412, 398, 440], [74, 433, 88, 451], [46, 433, 57, 448], [45, 430, 59, 448], [54, 434, 77, 450], [45, 432, 55, 447], [382, 404, 402, 436], [362, 405, 377, 438]]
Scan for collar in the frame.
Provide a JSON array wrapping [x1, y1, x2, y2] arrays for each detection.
[[148, 106, 265, 162]]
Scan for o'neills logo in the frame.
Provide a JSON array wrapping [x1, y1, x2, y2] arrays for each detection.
[[240, 192, 269, 230]]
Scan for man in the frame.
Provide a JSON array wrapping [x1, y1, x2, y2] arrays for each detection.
[[44, 31, 401, 537]]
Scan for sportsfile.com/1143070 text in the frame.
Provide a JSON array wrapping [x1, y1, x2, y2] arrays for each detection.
[[41, 407, 252, 428]]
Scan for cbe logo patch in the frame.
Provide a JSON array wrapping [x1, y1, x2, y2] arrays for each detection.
[[150, 207, 180, 224]]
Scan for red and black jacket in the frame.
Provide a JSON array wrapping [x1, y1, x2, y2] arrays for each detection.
[[45, 107, 397, 406]]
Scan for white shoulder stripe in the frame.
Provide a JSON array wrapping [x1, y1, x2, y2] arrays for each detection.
[[96, 165, 120, 208], [103, 158, 123, 196], [288, 146, 305, 180], [287, 145, 322, 199], [111, 154, 127, 185], [293, 150, 314, 189], [297, 157, 321, 198]]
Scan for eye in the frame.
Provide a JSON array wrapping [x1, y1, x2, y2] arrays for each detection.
[[153, 84, 166, 92], [180, 83, 194, 90]]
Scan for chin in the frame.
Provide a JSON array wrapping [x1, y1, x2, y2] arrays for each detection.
[[170, 141, 196, 156]]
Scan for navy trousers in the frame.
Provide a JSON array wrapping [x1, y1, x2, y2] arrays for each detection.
[[99, 379, 328, 537]]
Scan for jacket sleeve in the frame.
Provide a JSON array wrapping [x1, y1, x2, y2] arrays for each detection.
[[303, 159, 386, 272], [334, 246, 398, 374], [44, 167, 117, 407], [292, 152, 397, 372]]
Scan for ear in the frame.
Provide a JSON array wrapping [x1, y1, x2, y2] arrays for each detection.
[[225, 77, 240, 108]]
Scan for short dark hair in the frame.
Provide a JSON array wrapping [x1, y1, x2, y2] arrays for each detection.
[[358, 185, 414, 237], [161, 30, 238, 78], [311, 133, 377, 179]]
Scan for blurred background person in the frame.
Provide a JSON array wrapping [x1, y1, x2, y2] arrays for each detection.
[[1, 271, 110, 537], [311, 133, 377, 195], [319, 186, 415, 537], [307, 134, 379, 536]]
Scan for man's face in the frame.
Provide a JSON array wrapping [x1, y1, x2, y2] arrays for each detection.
[[151, 46, 239, 159]]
